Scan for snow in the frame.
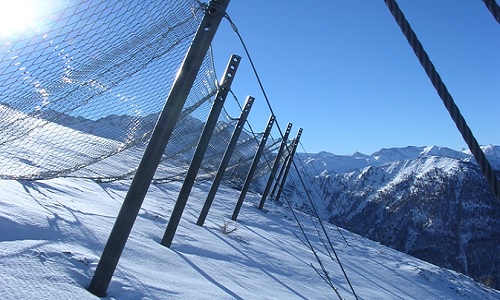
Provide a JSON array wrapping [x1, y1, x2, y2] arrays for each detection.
[[0, 104, 122, 179], [1, 177, 499, 299], [472, 145, 500, 170], [300, 145, 480, 176]]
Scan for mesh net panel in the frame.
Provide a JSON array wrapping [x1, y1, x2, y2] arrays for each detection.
[[0, 0, 219, 180]]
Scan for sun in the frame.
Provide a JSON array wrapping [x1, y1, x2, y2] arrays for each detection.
[[0, 0, 36, 37]]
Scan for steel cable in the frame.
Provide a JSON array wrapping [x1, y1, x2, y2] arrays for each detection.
[[384, 0, 500, 202], [482, 0, 500, 23], [222, 12, 284, 139], [281, 192, 345, 300], [289, 159, 359, 300]]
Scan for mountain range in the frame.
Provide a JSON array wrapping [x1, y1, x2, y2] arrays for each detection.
[[283, 145, 500, 290]]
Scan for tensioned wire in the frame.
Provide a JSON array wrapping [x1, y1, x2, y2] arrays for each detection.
[[220, 9, 358, 298], [295, 141, 350, 245], [384, 0, 500, 202], [482, 0, 500, 23], [289, 158, 359, 299]]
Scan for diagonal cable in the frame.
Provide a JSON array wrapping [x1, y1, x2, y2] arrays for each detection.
[[384, 0, 500, 202], [482, 0, 500, 23]]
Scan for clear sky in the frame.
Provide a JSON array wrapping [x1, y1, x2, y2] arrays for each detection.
[[211, 1, 499, 155]]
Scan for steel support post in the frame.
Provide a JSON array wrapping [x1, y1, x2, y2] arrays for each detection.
[[270, 148, 291, 199], [276, 128, 302, 202], [231, 115, 275, 221], [196, 96, 255, 226], [161, 54, 241, 248], [258, 123, 292, 209], [87, 1, 230, 296]]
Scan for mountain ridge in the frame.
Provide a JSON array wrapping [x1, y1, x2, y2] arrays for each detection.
[[287, 145, 500, 290], [299, 145, 498, 175]]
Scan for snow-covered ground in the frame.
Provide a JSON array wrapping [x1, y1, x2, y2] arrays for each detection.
[[0, 177, 499, 299]]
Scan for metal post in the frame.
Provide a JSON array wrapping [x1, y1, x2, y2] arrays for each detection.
[[258, 123, 292, 209], [197, 96, 255, 226], [270, 147, 291, 199], [276, 128, 302, 202], [87, 1, 230, 296], [231, 115, 275, 221], [161, 54, 241, 248]]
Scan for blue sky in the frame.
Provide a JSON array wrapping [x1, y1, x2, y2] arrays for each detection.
[[211, 1, 499, 155]]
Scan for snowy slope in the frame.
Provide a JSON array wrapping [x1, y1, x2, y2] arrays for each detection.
[[1, 177, 499, 299], [464, 145, 500, 170], [0, 104, 123, 179]]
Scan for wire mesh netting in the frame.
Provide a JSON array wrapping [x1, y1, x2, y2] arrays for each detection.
[[0, 0, 219, 180], [0, 0, 288, 188]]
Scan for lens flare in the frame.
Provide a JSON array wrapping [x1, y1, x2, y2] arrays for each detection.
[[0, 0, 36, 37]]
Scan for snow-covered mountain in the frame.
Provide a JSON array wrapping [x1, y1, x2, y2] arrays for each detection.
[[300, 145, 472, 175], [287, 146, 500, 290]]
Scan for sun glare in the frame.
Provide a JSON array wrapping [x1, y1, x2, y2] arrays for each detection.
[[0, 0, 36, 37]]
